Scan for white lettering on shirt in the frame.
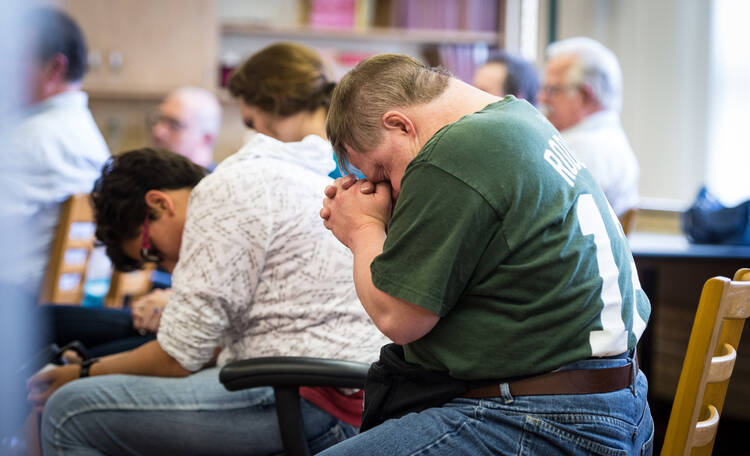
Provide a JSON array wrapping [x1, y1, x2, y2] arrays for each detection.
[[543, 134, 585, 187]]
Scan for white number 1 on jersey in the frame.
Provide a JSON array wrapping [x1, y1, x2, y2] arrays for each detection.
[[577, 194, 647, 356]]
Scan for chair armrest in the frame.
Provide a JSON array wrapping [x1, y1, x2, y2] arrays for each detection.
[[219, 357, 370, 456], [219, 356, 369, 391]]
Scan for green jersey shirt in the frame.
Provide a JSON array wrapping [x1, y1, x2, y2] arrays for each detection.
[[370, 96, 650, 380]]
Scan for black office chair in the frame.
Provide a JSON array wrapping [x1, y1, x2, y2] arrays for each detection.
[[219, 356, 369, 456]]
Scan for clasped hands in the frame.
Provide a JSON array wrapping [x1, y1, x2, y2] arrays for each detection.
[[321, 175, 392, 248]]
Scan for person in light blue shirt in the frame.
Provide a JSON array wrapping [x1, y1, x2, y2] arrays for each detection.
[[0, 7, 110, 300]]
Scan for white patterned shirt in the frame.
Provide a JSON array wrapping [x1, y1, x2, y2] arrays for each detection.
[[157, 134, 389, 371]]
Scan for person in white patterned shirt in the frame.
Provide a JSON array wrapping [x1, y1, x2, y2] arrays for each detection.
[[29, 43, 388, 455]]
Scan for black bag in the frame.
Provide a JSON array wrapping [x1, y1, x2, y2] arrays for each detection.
[[682, 186, 750, 246], [360, 343, 471, 432]]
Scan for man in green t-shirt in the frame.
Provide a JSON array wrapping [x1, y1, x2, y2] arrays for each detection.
[[319, 54, 653, 455]]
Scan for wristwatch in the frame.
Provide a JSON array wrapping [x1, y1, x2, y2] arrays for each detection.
[[79, 358, 100, 378]]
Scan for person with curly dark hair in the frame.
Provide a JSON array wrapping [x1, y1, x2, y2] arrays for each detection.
[[91, 148, 208, 273], [37, 149, 207, 363], [28, 42, 387, 456]]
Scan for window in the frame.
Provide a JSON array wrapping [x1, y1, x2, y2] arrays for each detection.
[[704, 0, 750, 207]]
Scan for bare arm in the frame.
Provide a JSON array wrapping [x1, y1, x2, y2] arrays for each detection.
[[322, 179, 439, 344], [28, 340, 193, 406], [91, 339, 191, 377]]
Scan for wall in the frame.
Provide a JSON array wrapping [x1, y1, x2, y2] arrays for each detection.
[[543, 0, 711, 208]]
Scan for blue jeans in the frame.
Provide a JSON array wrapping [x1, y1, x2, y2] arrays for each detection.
[[42, 367, 358, 455], [319, 355, 653, 456]]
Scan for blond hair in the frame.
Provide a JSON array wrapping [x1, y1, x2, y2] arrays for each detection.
[[326, 54, 451, 171], [228, 42, 334, 116]]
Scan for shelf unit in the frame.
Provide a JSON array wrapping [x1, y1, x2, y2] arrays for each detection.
[[221, 22, 500, 46]]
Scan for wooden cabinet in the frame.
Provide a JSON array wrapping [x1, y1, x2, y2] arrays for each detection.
[[59, 0, 218, 98]]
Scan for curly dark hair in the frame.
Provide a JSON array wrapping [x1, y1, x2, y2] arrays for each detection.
[[91, 148, 208, 272]]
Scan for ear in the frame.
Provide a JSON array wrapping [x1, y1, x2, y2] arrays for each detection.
[[144, 190, 176, 217], [44, 53, 69, 84], [579, 84, 597, 106], [381, 111, 414, 136], [202, 132, 216, 148]]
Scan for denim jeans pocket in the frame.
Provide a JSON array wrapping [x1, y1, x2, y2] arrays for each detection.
[[637, 405, 654, 456], [640, 427, 654, 456], [521, 414, 633, 456]]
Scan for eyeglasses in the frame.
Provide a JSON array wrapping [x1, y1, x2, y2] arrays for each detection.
[[140, 215, 161, 263], [146, 111, 187, 133], [540, 84, 581, 97]]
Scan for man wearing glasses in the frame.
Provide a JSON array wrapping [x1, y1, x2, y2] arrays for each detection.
[[28, 147, 388, 455], [538, 37, 639, 221], [148, 86, 222, 170]]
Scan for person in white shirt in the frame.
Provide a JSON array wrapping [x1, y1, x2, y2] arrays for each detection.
[[0, 6, 109, 299], [126, 86, 223, 325], [538, 37, 639, 218], [29, 42, 388, 455]]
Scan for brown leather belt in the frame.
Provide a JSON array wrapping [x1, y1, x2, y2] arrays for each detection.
[[461, 362, 633, 398]]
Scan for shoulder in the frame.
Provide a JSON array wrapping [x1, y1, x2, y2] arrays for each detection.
[[414, 98, 556, 179], [426, 99, 552, 157]]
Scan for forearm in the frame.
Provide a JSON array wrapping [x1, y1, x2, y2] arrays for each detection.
[[89, 339, 193, 378], [350, 225, 390, 326], [350, 225, 439, 344]]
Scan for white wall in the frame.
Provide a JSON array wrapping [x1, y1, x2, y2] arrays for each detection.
[[546, 0, 711, 208]]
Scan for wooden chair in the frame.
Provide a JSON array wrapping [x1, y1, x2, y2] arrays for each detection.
[[38, 194, 96, 305], [661, 268, 750, 455], [619, 207, 638, 237], [105, 265, 155, 308]]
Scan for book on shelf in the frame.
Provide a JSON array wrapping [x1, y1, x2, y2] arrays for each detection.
[[308, 0, 354, 28], [307, 0, 497, 32], [390, 0, 497, 31], [308, 0, 376, 30]]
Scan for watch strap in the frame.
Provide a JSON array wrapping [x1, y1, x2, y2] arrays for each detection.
[[79, 357, 100, 378]]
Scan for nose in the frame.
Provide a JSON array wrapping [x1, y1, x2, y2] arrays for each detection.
[[537, 89, 548, 105], [151, 122, 170, 144]]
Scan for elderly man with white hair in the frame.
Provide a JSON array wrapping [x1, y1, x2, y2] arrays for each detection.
[[150, 86, 222, 168], [539, 37, 639, 220]]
